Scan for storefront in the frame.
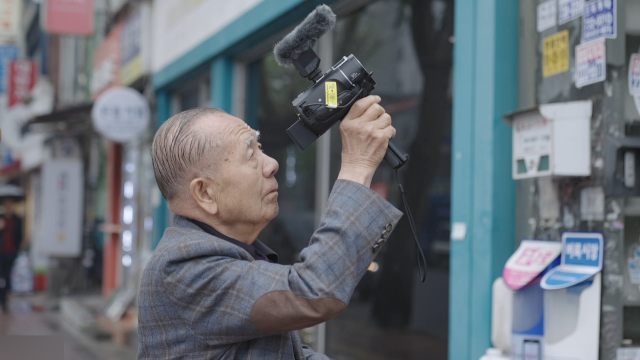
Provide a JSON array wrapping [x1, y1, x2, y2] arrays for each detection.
[[151, 0, 453, 358]]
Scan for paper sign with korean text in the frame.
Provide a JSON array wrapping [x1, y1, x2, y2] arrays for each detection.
[[45, 0, 94, 36], [575, 39, 606, 88], [537, 0, 557, 32], [0, 44, 18, 93], [503, 240, 562, 290], [543, 30, 570, 78], [0, 0, 20, 38], [629, 54, 640, 96], [8, 60, 37, 108], [513, 113, 552, 177], [558, 0, 584, 24], [541, 232, 603, 290], [583, 0, 616, 42]]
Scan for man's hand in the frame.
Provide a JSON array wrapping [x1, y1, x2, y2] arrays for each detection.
[[338, 95, 396, 188]]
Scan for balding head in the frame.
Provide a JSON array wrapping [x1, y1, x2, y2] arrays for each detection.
[[151, 107, 227, 201]]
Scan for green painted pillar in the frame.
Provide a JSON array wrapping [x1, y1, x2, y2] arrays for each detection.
[[211, 57, 234, 113], [449, 0, 519, 359], [152, 90, 172, 250]]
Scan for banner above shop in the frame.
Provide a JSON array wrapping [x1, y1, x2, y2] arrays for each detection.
[[503, 240, 562, 290], [91, 87, 150, 143], [541, 232, 604, 290], [44, 0, 94, 36], [91, 23, 122, 99]]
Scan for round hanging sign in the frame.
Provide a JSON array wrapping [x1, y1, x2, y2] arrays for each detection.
[[92, 87, 150, 143]]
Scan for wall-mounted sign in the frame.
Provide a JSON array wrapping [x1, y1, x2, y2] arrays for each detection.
[[121, 5, 151, 86], [503, 240, 562, 290], [8, 60, 37, 107], [91, 24, 122, 99], [0, 0, 21, 38], [558, 0, 584, 24], [44, 0, 94, 36], [91, 87, 150, 143], [0, 44, 18, 93], [505, 100, 592, 179], [575, 38, 606, 88], [40, 160, 84, 257], [582, 0, 616, 42], [541, 232, 603, 290], [629, 54, 640, 96], [543, 30, 569, 78], [537, 0, 557, 33]]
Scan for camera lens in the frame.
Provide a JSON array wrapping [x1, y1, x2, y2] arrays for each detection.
[[337, 55, 368, 85]]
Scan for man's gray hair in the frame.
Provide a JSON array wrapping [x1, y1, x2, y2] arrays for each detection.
[[151, 107, 226, 201]]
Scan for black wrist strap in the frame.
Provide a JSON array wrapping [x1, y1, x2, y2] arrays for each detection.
[[395, 169, 427, 283]]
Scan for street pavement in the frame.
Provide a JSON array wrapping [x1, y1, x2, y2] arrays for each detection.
[[0, 294, 137, 360]]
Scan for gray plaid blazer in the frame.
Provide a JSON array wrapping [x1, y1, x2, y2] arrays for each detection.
[[137, 180, 403, 359]]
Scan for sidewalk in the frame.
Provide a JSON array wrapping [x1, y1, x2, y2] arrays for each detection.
[[0, 294, 137, 360]]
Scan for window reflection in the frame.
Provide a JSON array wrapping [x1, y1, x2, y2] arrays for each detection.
[[256, 53, 318, 266], [326, 1, 453, 359]]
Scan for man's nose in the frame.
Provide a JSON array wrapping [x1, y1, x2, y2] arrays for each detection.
[[263, 155, 279, 177]]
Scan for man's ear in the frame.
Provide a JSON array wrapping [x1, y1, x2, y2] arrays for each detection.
[[189, 177, 218, 215]]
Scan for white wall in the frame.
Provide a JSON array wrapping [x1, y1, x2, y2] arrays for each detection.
[[152, 0, 263, 73]]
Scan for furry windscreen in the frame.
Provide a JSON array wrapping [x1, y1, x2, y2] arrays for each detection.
[[273, 4, 336, 67]]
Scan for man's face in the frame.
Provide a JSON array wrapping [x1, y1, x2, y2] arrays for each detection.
[[204, 114, 280, 229]]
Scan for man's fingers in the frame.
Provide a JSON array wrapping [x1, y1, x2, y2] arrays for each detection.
[[371, 113, 392, 129], [343, 95, 381, 121], [359, 103, 386, 123], [381, 126, 396, 140]]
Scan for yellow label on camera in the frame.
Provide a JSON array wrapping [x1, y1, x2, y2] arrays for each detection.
[[325, 82, 338, 108]]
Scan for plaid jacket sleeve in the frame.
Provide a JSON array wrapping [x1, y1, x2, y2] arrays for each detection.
[[160, 179, 403, 346]]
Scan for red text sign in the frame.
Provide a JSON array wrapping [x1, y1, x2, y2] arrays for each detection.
[[8, 60, 37, 107]]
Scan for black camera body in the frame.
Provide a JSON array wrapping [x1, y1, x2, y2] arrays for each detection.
[[286, 49, 408, 169]]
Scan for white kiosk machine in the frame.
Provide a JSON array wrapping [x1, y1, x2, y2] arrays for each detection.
[[541, 232, 604, 360]]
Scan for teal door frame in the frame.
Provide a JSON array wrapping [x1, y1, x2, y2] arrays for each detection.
[[449, 1, 519, 359]]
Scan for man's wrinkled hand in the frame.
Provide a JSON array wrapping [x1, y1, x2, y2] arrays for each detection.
[[338, 95, 396, 187]]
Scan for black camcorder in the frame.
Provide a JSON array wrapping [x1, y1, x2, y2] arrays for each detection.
[[286, 48, 409, 170]]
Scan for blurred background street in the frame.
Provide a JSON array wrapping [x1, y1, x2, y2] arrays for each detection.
[[0, 0, 639, 359]]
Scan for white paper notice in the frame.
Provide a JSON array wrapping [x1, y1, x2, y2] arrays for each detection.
[[576, 39, 606, 88], [629, 54, 640, 96], [537, 0, 557, 32]]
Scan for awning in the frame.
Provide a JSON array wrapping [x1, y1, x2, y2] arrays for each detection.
[[21, 103, 93, 135]]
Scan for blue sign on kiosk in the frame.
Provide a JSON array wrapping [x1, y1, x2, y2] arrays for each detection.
[[541, 232, 603, 290]]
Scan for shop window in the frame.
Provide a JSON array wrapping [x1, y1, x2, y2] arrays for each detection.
[[325, 1, 453, 359], [255, 53, 318, 266]]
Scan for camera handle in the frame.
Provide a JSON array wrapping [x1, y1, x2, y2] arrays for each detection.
[[350, 79, 410, 170]]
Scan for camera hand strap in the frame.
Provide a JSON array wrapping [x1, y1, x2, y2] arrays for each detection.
[[394, 169, 428, 283]]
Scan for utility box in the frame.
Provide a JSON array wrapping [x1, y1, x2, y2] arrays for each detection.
[[504, 100, 592, 180]]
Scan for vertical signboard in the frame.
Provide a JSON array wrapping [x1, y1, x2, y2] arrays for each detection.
[[120, 5, 150, 86], [91, 24, 122, 99], [0, 44, 18, 93], [40, 160, 84, 257], [0, 0, 20, 38], [44, 0, 94, 36], [8, 60, 37, 107]]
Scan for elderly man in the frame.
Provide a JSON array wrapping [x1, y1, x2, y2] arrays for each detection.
[[138, 95, 402, 359]]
